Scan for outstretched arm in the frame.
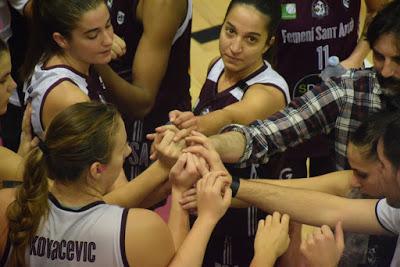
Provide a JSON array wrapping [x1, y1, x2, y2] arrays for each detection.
[[171, 84, 286, 136], [237, 179, 385, 235]]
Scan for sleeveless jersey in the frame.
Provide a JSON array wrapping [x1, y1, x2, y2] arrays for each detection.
[[23, 63, 107, 138], [193, 58, 291, 266], [194, 58, 289, 115], [1, 194, 129, 267], [275, 0, 361, 160], [107, 0, 192, 178]]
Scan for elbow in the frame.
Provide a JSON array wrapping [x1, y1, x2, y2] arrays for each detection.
[[124, 91, 156, 119]]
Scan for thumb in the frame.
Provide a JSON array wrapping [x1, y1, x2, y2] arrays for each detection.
[[222, 186, 232, 206], [335, 221, 345, 254], [169, 110, 179, 122]]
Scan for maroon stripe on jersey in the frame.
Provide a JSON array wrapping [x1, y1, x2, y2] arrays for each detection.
[[119, 209, 130, 267], [39, 78, 78, 135], [41, 64, 89, 79]]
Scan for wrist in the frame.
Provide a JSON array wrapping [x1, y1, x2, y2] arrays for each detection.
[[230, 176, 240, 198]]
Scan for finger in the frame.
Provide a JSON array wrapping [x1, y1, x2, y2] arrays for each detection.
[[222, 187, 232, 206], [257, 219, 265, 233], [265, 214, 272, 227], [335, 221, 345, 253], [321, 224, 334, 239], [181, 201, 197, 210], [173, 128, 190, 142], [158, 130, 175, 148], [173, 111, 191, 125], [204, 172, 218, 188], [180, 118, 197, 130], [170, 153, 188, 174], [31, 137, 39, 148], [179, 194, 197, 205], [182, 187, 197, 198], [169, 110, 180, 123], [196, 177, 205, 192], [196, 156, 210, 177], [146, 133, 156, 141], [272, 211, 281, 225], [280, 213, 290, 232]]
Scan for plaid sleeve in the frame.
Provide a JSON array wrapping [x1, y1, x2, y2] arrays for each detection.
[[221, 80, 345, 165]]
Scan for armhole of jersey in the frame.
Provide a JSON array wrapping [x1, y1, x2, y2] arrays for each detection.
[[251, 83, 290, 105], [39, 78, 79, 133], [119, 208, 130, 267], [0, 235, 11, 266], [375, 199, 397, 235]]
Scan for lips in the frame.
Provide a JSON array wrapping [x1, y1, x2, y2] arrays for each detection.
[[225, 54, 241, 62]]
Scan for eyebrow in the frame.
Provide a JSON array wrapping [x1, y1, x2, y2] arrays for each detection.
[[225, 21, 262, 37], [0, 71, 10, 80], [83, 17, 111, 35]]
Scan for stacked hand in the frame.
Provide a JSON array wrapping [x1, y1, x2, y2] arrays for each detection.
[[17, 103, 39, 157], [299, 221, 344, 267], [169, 152, 208, 192], [196, 171, 231, 224]]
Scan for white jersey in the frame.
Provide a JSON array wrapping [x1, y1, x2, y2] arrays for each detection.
[[376, 198, 400, 267], [23, 63, 106, 138], [194, 58, 290, 115], [1, 194, 129, 267]]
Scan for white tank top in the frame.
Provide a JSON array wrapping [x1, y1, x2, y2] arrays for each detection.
[[2, 194, 129, 267], [23, 63, 106, 138]]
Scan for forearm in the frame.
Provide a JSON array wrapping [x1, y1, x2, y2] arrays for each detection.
[[252, 171, 352, 197], [104, 161, 169, 208], [168, 216, 216, 267], [209, 131, 246, 163], [237, 179, 382, 234], [250, 253, 276, 267], [138, 180, 171, 208], [168, 187, 190, 250], [197, 110, 233, 136], [94, 64, 151, 118]]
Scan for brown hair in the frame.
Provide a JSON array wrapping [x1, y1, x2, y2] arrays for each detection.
[[21, 0, 105, 80], [6, 101, 121, 266]]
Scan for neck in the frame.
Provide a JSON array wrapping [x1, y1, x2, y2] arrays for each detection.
[[49, 53, 90, 75], [50, 180, 104, 208], [224, 58, 264, 83]]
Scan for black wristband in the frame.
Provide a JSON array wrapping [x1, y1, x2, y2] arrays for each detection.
[[230, 176, 240, 198]]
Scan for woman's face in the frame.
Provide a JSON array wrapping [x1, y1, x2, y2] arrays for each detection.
[[219, 4, 271, 73], [61, 3, 114, 65], [0, 51, 16, 115], [101, 117, 131, 192]]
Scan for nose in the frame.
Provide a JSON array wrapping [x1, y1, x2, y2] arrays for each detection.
[[7, 76, 17, 93], [230, 38, 242, 54], [350, 175, 362, 189], [103, 30, 114, 47], [380, 59, 395, 78]]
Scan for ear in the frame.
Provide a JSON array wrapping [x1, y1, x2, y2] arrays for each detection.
[[88, 162, 106, 180], [263, 36, 275, 54], [52, 32, 70, 50]]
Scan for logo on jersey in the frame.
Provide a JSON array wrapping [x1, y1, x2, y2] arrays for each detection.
[[292, 74, 322, 98], [106, 0, 113, 8], [343, 0, 350, 9], [311, 0, 329, 19], [281, 3, 297, 20], [117, 11, 125, 25]]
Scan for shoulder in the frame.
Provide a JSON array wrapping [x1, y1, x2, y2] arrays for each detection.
[[125, 208, 174, 266], [139, 0, 187, 38]]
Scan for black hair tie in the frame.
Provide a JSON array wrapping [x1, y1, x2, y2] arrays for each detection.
[[38, 140, 49, 155]]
